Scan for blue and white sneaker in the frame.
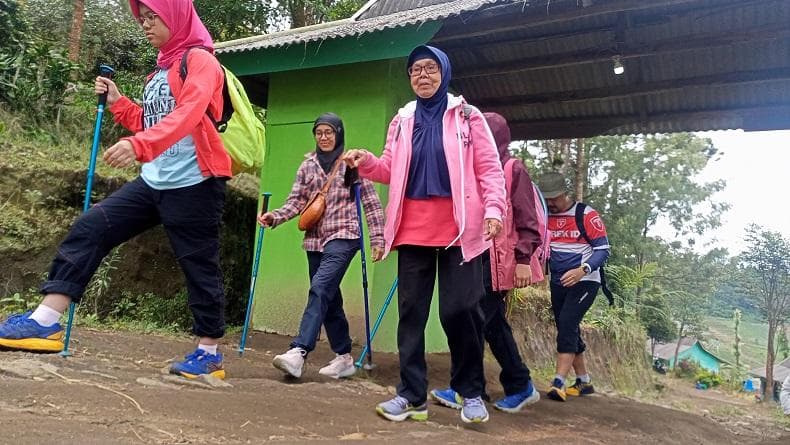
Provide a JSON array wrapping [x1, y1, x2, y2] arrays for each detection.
[[170, 348, 225, 380], [494, 380, 540, 413], [460, 396, 489, 423], [376, 396, 428, 422], [0, 312, 64, 352], [429, 387, 463, 410]]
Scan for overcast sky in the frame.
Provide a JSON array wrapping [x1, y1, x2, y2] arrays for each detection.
[[684, 130, 790, 254]]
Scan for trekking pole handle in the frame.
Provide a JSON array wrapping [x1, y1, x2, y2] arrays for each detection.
[[98, 64, 115, 107], [261, 192, 272, 213]]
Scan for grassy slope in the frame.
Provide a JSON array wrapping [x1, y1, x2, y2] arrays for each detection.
[[702, 316, 790, 371]]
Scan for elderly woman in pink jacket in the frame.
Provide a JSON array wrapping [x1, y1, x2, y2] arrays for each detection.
[[345, 45, 506, 424]]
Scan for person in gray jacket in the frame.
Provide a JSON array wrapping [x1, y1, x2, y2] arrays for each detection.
[[781, 374, 790, 415]]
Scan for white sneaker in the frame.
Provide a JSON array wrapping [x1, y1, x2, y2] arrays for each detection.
[[273, 347, 306, 378], [318, 353, 356, 379]]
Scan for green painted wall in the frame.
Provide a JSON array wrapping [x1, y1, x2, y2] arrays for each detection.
[[672, 342, 722, 373], [251, 58, 449, 353]]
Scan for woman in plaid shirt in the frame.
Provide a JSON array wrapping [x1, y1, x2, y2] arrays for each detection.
[[258, 112, 384, 380]]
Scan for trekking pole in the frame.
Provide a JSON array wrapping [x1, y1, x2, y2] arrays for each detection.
[[61, 64, 115, 358], [238, 192, 272, 356], [355, 277, 397, 369], [353, 182, 374, 370]]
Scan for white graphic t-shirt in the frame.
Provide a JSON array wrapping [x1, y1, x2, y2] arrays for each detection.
[[140, 69, 205, 190]]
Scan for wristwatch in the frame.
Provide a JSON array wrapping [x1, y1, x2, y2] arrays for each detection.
[[581, 263, 592, 274]]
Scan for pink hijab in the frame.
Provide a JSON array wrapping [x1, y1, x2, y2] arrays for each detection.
[[129, 0, 214, 69]]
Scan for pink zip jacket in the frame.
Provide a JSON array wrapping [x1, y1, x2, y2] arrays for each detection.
[[358, 94, 506, 262]]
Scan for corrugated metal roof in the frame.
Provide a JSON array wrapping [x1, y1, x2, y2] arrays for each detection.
[[750, 357, 790, 383], [652, 338, 694, 360], [217, 0, 790, 138], [215, 0, 501, 54], [356, 0, 456, 20], [437, 0, 790, 138]]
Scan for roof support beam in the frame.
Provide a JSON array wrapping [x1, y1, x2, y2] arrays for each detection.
[[453, 25, 790, 79], [432, 0, 747, 43], [508, 105, 790, 139], [473, 68, 790, 107]]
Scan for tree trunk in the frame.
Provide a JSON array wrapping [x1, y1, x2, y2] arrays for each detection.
[[650, 337, 656, 357], [574, 138, 585, 201], [287, 0, 321, 29], [673, 323, 685, 369], [68, 0, 85, 62], [764, 320, 777, 401]]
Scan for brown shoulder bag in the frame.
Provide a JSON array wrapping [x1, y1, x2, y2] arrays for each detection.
[[298, 159, 343, 231]]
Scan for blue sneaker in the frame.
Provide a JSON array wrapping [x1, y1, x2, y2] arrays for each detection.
[[460, 396, 489, 423], [429, 387, 463, 410], [494, 380, 540, 413], [0, 312, 64, 352], [376, 396, 428, 422], [170, 348, 225, 380]]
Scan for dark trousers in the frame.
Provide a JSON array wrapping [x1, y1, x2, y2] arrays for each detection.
[[40, 177, 227, 338], [291, 238, 358, 354], [396, 245, 486, 405], [480, 252, 532, 396], [550, 281, 600, 354]]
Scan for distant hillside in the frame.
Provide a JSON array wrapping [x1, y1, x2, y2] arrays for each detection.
[[701, 316, 790, 370]]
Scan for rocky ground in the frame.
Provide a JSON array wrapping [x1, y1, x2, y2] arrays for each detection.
[[0, 329, 787, 444]]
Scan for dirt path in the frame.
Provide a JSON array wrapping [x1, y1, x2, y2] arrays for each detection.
[[0, 329, 786, 444]]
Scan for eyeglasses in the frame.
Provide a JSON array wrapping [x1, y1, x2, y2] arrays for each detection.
[[408, 63, 440, 77], [137, 12, 159, 26], [315, 130, 335, 139]]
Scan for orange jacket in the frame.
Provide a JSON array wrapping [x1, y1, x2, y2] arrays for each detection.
[[109, 48, 232, 178]]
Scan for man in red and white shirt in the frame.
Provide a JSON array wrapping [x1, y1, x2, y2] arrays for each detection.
[[538, 172, 610, 402]]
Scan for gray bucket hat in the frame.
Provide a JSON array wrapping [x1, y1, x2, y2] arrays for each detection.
[[537, 172, 568, 199]]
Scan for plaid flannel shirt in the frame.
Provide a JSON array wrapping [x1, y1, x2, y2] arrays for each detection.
[[271, 153, 385, 252]]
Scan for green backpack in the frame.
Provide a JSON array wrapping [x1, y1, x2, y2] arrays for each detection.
[[180, 47, 265, 175]]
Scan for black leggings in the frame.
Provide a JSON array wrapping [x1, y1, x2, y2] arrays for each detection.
[[550, 281, 599, 354]]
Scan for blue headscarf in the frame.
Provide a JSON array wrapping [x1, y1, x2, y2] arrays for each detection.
[[406, 45, 452, 199]]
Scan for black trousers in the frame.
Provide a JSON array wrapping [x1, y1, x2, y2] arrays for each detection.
[[480, 252, 532, 396], [550, 281, 600, 354], [40, 177, 227, 338], [396, 245, 486, 405]]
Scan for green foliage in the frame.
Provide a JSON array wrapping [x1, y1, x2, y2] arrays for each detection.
[[194, 0, 276, 40], [734, 309, 742, 371], [0, 0, 26, 50], [640, 293, 676, 346], [79, 247, 121, 317], [667, 289, 708, 346], [0, 187, 79, 251], [777, 323, 789, 361], [0, 41, 80, 123], [326, 0, 366, 20], [507, 286, 553, 323], [738, 225, 790, 324], [0, 291, 39, 314], [109, 291, 192, 332], [695, 368, 722, 388], [585, 134, 728, 263], [674, 358, 698, 378]]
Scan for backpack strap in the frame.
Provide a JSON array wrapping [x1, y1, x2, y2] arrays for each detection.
[[179, 46, 229, 131], [462, 104, 473, 121], [574, 202, 615, 306]]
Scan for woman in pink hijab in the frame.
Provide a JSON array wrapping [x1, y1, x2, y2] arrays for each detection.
[[0, 0, 232, 381]]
